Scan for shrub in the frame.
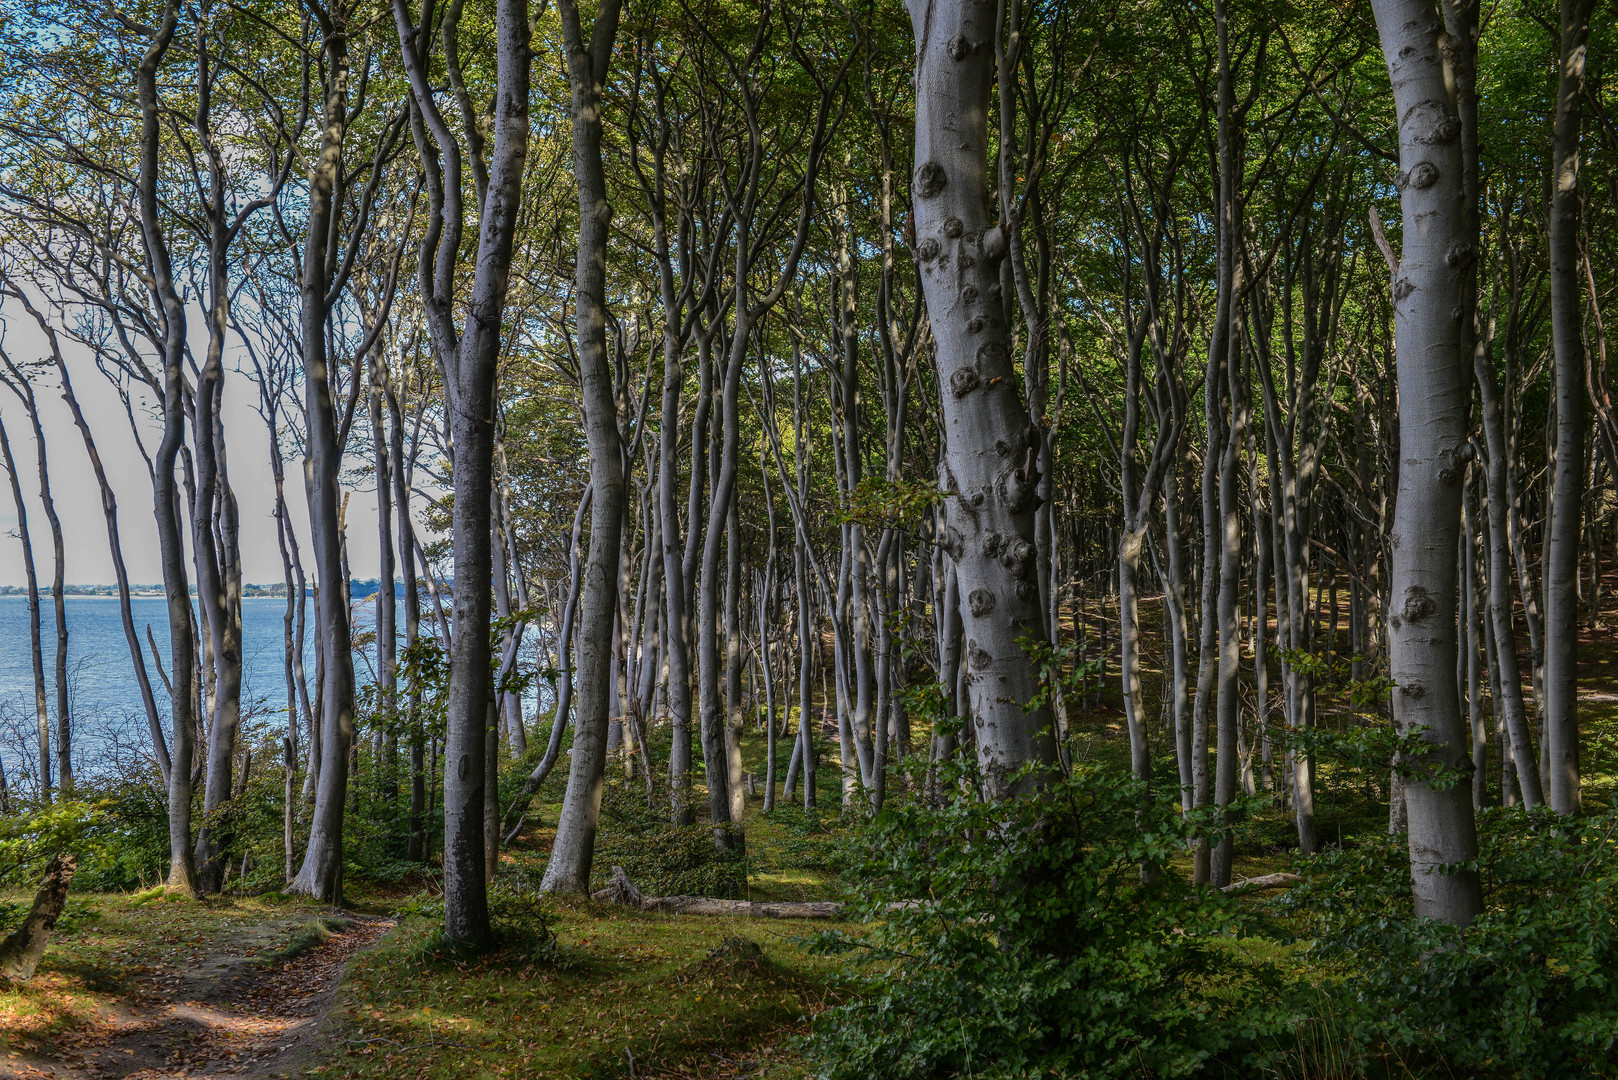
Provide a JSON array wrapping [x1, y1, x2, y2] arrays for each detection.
[[1283, 805, 1618, 1076], [590, 777, 747, 898], [41, 780, 167, 892], [402, 880, 558, 965], [807, 763, 1290, 1079]]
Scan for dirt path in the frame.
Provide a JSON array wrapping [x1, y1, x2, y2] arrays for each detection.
[[3, 914, 394, 1080]]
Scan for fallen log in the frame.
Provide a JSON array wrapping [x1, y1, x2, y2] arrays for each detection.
[[1219, 872, 1302, 895], [590, 866, 845, 920]]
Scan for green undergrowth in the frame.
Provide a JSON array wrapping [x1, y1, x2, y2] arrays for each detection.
[[323, 898, 845, 1080]]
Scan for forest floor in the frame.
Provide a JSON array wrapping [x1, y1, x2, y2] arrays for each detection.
[[6, 577, 1617, 1079], [0, 895, 392, 1079], [0, 860, 846, 1080]]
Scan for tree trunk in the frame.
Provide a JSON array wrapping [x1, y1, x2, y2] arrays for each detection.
[[1368, 0, 1483, 926], [0, 855, 77, 983], [372, 357, 399, 797], [724, 501, 746, 824], [542, 0, 625, 895], [289, 15, 357, 906], [908, 0, 1058, 800], [135, 0, 198, 896], [391, 389, 427, 860], [0, 414, 50, 801], [1543, 0, 1597, 815]]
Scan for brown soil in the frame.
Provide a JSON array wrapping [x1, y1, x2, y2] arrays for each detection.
[[2, 915, 393, 1080]]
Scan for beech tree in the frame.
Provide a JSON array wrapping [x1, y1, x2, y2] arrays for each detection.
[[908, 0, 1058, 798], [1366, 0, 1483, 926], [392, 0, 533, 941], [1, 0, 1615, 971]]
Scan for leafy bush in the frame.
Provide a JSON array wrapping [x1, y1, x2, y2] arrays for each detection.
[[0, 798, 109, 885], [402, 879, 558, 964], [590, 777, 747, 898], [1283, 805, 1618, 1076], [0, 896, 99, 935], [807, 763, 1290, 1079]]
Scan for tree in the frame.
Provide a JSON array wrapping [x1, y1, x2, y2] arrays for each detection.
[[1367, 0, 1483, 926], [1542, 0, 1598, 816], [392, 0, 533, 942], [907, 0, 1058, 799], [542, 0, 626, 894]]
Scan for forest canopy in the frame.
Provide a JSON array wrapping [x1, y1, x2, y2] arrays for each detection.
[[1, 0, 1617, 1075]]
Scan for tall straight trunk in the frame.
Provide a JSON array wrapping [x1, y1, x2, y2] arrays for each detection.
[[290, 13, 356, 905], [272, 425, 299, 880], [833, 220, 878, 788], [394, 0, 532, 933], [1249, 428, 1273, 794], [1438, 0, 1542, 809], [654, 290, 697, 829], [135, 0, 197, 895], [1208, 0, 1241, 889], [1113, 301, 1155, 787], [724, 501, 746, 823], [34, 418, 69, 797], [797, 555, 817, 809], [758, 454, 780, 811], [1117, 541, 1150, 782], [1255, 315, 1317, 854], [493, 468, 526, 758], [1212, 345, 1246, 888], [1543, 0, 1597, 815], [1464, 477, 1488, 808], [758, 572, 778, 812], [697, 325, 747, 842], [1164, 474, 1194, 811], [1368, 0, 1483, 926], [931, 557, 963, 798], [542, 0, 624, 895], [1475, 355, 1542, 805], [0, 415, 49, 799], [372, 359, 399, 794], [390, 389, 427, 859], [1192, 383, 1223, 886], [1482, 563, 1518, 805], [869, 531, 897, 809], [908, 0, 1058, 800], [191, 255, 244, 894]]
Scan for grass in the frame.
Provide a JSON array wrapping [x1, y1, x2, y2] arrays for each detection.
[[1, 858, 847, 1079], [325, 899, 845, 1080]]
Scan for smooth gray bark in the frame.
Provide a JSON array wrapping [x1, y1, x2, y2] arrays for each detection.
[[909, 0, 1058, 800], [135, 0, 198, 896], [542, 0, 625, 895], [394, 0, 532, 934], [289, 9, 357, 906], [0, 411, 49, 799], [1368, 0, 1483, 926], [1543, 0, 1597, 815]]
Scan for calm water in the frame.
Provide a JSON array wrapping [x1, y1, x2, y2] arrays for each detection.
[[0, 594, 553, 788], [0, 595, 320, 785]]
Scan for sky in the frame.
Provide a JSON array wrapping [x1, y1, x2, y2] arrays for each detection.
[[0, 296, 407, 588]]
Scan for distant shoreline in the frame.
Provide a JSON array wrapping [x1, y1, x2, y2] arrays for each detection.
[[0, 580, 406, 600]]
